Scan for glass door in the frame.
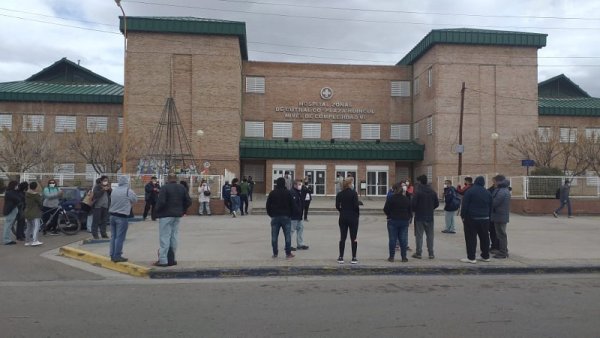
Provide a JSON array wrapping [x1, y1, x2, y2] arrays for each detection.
[[273, 169, 294, 190], [367, 170, 388, 196], [305, 170, 326, 195]]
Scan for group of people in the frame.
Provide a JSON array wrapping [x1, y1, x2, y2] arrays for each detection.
[[220, 176, 255, 217], [2, 180, 49, 246]]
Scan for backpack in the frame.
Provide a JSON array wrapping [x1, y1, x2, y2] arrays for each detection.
[[555, 188, 560, 199], [446, 189, 461, 211]]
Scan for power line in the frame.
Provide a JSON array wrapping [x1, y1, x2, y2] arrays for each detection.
[[0, 13, 119, 35], [0, 7, 114, 27]]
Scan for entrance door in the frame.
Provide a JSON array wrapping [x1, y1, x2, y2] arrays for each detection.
[[367, 170, 388, 196], [304, 170, 326, 195], [273, 169, 294, 190], [336, 170, 357, 192]]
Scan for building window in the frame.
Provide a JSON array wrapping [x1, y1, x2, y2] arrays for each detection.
[[54, 163, 75, 180], [367, 166, 388, 196], [245, 121, 264, 138], [538, 127, 552, 143], [414, 77, 420, 95], [559, 127, 577, 143], [426, 166, 433, 183], [426, 116, 433, 135], [361, 124, 380, 140], [87, 116, 108, 133], [0, 114, 12, 130], [55, 116, 76, 133], [302, 123, 321, 139], [118, 117, 124, 133], [23, 115, 44, 131], [413, 122, 420, 140], [585, 128, 600, 142], [332, 123, 350, 139], [245, 76, 265, 93], [273, 122, 292, 138], [391, 81, 411, 97], [390, 124, 411, 140], [427, 68, 432, 88], [586, 171, 599, 186]]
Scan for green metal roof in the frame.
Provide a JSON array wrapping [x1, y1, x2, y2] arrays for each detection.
[[538, 98, 600, 116], [120, 16, 248, 60], [397, 28, 547, 65], [0, 81, 123, 104], [240, 139, 424, 161]]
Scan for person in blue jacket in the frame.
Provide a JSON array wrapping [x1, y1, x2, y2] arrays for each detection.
[[459, 176, 492, 264]]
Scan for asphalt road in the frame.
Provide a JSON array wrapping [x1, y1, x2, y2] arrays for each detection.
[[1, 274, 599, 338]]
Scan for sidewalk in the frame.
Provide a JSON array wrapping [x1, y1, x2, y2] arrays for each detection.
[[62, 197, 600, 278]]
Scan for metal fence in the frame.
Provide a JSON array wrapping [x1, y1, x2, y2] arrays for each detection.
[[0, 172, 224, 198], [437, 175, 600, 199]]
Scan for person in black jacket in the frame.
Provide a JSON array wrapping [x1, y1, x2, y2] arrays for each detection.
[[154, 174, 192, 267], [459, 176, 492, 264], [383, 183, 412, 262], [266, 177, 294, 259], [301, 177, 313, 221], [3, 181, 20, 245], [335, 178, 360, 264], [411, 175, 439, 259], [290, 179, 308, 251], [15, 181, 29, 241], [143, 176, 160, 221]]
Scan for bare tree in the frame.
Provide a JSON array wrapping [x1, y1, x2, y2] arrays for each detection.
[[582, 130, 600, 177], [557, 131, 589, 177], [508, 127, 562, 168], [0, 118, 61, 179]]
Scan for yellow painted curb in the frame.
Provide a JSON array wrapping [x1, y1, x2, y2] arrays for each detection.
[[59, 246, 149, 278]]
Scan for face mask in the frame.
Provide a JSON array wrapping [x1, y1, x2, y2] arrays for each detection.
[[443, 184, 448, 188], [296, 184, 302, 189], [49, 184, 55, 188], [405, 181, 410, 185], [402, 185, 407, 191], [102, 181, 108, 186]]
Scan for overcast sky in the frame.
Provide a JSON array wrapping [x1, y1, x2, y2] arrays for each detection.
[[1, 0, 599, 96]]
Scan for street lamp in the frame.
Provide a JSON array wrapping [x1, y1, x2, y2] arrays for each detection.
[[115, 0, 128, 173], [491, 132, 499, 174]]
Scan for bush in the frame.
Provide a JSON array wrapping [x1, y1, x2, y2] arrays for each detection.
[[530, 167, 563, 176]]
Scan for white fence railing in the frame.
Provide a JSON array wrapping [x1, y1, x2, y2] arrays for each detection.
[[437, 175, 600, 199]]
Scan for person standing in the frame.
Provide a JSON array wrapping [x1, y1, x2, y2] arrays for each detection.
[[383, 183, 412, 262], [284, 172, 293, 191], [266, 177, 294, 259], [230, 178, 241, 217], [24, 182, 43, 246], [290, 179, 309, 251], [198, 181, 211, 216], [301, 177, 313, 222], [239, 177, 249, 215], [248, 176, 255, 202], [91, 176, 111, 239], [3, 181, 20, 245], [442, 179, 460, 234], [41, 179, 62, 235], [411, 175, 439, 259], [553, 179, 572, 218], [108, 176, 138, 263], [335, 173, 343, 195], [15, 181, 29, 241], [143, 176, 160, 221], [221, 181, 232, 215], [456, 176, 473, 196], [154, 174, 192, 267], [335, 178, 360, 264], [491, 175, 511, 259], [460, 176, 492, 264]]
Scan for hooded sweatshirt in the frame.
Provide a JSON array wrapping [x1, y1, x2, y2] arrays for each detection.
[[411, 183, 439, 221], [109, 176, 138, 217], [460, 176, 492, 220], [491, 179, 511, 223], [266, 177, 293, 218]]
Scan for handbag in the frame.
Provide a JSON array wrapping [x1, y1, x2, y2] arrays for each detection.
[[82, 189, 94, 206], [203, 190, 211, 196]]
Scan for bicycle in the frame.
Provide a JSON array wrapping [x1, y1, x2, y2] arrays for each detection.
[[12, 206, 81, 236]]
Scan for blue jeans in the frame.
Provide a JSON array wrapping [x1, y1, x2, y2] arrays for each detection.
[[158, 217, 180, 264], [387, 219, 409, 259], [555, 199, 572, 216], [270, 216, 291, 256], [231, 196, 241, 213], [109, 216, 129, 260], [291, 219, 304, 247], [3, 207, 18, 244], [444, 211, 456, 232]]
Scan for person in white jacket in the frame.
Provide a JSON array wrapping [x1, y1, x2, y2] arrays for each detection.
[[198, 181, 211, 215]]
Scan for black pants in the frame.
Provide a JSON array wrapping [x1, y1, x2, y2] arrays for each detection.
[[338, 214, 359, 258], [143, 200, 156, 220], [489, 221, 499, 250], [92, 207, 109, 237], [16, 212, 26, 240], [303, 201, 311, 220], [463, 218, 490, 260], [41, 206, 59, 232], [240, 194, 249, 214]]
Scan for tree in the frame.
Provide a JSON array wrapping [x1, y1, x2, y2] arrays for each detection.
[[68, 122, 142, 174], [557, 131, 589, 177], [508, 127, 562, 168], [0, 119, 61, 180]]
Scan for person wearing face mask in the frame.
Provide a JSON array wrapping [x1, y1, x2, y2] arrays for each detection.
[[301, 177, 313, 222], [442, 180, 460, 234], [335, 178, 360, 264], [143, 176, 160, 221], [384, 182, 412, 262], [42, 179, 63, 235], [198, 180, 211, 216], [290, 179, 309, 251], [91, 175, 112, 239]]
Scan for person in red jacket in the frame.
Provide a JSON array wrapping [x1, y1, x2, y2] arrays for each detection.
[[456, 176, 473, 196]]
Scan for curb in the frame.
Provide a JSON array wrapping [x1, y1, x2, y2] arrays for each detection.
[[148, 264, 600, 279], [59, 246, 150, 278]]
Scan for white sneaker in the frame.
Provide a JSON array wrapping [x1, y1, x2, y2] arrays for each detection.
[[24, 242, 32, 246], [480, 257, 491, 262], [31, 241, 43, 246], [460, 258, 477, 264]]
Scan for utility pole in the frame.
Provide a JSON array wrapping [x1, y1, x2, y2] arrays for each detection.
[[458, 82, 465, 176]]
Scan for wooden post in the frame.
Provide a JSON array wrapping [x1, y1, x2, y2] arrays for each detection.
[[458, 82, 465, 175]]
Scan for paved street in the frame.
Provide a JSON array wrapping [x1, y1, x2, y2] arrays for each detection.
[[1, 274, 599, 337]]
